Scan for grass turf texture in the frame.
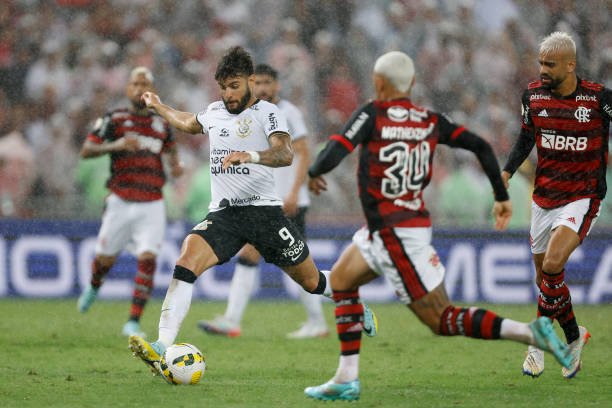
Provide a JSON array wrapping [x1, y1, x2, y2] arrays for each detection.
[[1, 300, 611, 407]]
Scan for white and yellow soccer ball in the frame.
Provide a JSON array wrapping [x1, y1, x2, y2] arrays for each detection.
[[159, 343, 206, 385]]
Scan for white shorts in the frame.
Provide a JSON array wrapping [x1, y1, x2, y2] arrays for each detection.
[[95, 193, 166, 256], [530, 198, 601, 254], [353, 226, 445, 304]]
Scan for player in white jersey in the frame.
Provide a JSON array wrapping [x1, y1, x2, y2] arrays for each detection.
[[128, 47, 376, 378], [198, 64, 328, 339]]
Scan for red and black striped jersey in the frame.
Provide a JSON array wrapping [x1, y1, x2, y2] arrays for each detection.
[[87, 108, 175, 202], [504, 78, 611, 209], [309, 98, 507, 232]]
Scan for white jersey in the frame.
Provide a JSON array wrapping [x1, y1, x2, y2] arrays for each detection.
[[196, 100, 290, 211], [274, 99, 311, 208]]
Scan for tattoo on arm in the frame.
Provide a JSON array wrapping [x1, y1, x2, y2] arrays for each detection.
[[258, 132, 294, 167]]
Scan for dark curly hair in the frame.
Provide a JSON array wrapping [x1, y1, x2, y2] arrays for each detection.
[[254, 63, 278, 79], [214, 46, 254, 82]]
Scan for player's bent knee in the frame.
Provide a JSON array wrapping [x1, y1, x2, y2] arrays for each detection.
[[95, 255, 116, 268], [138, 251, 156, 261], [542, 257, 565, 274]]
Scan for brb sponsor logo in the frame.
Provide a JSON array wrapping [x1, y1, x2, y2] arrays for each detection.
[[541, 132, 587, 151]]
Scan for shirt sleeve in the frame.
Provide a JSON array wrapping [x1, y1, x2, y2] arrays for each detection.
[[195, 110, 208, 134], [602, 87, 612, 121], [162, 119, 176, 151], [308, 103, 375, 177], [263, 103, 290, 138], [503, 90, 536, 175], [437, 112, 467, 145], [87, 112, 114, 144]]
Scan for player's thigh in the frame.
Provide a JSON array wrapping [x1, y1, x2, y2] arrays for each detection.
[[330, 243, 378, 291], [95, 194, 133, 255], [176, 234, 219, 276], [131, 199, 166, 255], [188, 209, 247, 267], [237, 243, 262, 263], [250, 206, 310, 267], [530, 201, 557, 255], [543, 225, 580, 272], [280, 254, 320, 289]]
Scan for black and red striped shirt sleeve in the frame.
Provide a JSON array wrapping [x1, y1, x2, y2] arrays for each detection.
[[308, 103, 375, 177], [87, 112, 114, 144], [503, 90, 536, 175]]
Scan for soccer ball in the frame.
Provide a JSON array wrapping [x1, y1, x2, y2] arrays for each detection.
[[159, 343, 206, 385]]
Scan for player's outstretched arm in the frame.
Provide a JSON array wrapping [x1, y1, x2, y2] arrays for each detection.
[[80, 136, 139, 158], [141, 91, 202, 134], [222, 131, 293, 169]]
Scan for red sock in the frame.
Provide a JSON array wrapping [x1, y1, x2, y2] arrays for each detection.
[[540, 269, 579, 343], [537, 270, 567, 320], [333, 290, 364, 355], [440, 306, 502, 339], [90, 259, 111, 288], [129, 258, 156, 321]]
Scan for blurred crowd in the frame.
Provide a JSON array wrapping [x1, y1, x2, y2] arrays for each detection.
[[0, 0, 610, 227]]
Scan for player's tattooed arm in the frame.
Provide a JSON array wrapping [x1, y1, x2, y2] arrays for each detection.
[[222, 131, 293, 169], [259, 131, 293, 167]]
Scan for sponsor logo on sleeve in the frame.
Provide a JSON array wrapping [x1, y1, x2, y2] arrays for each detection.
[[268, 112, 278, 132], [345, 112, 369, 139]]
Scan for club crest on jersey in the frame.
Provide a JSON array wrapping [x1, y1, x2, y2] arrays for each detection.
[[387, 106, 409, 122], [574, 106, 591, 123], [236, 117, 252, 138]]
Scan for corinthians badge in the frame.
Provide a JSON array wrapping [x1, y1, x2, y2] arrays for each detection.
[[236, 117, 252, 138]]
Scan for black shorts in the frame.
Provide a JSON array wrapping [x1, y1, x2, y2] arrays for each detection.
[[289, 207, 308, 237], [189, 206, 309, 267]]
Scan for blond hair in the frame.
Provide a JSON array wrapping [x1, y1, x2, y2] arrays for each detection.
[[129, 66, 154, 83], [373, 51, 414, 92], [539, 32, 576, 58]]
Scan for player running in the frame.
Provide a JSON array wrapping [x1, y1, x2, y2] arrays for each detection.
[[502, 31, 611, 379], [128, 47, 376, 376], [304, 51, 572, 401], [77, 67, 183, 337], [198, 63, 328, 339]]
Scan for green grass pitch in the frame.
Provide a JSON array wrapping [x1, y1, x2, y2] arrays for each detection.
[[2, 299, 611, 407]]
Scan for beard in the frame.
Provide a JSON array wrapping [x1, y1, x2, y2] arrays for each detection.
[[132, 97, 147, 110], [223, 88, 252, 114], [540, 75, 562, 90]]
